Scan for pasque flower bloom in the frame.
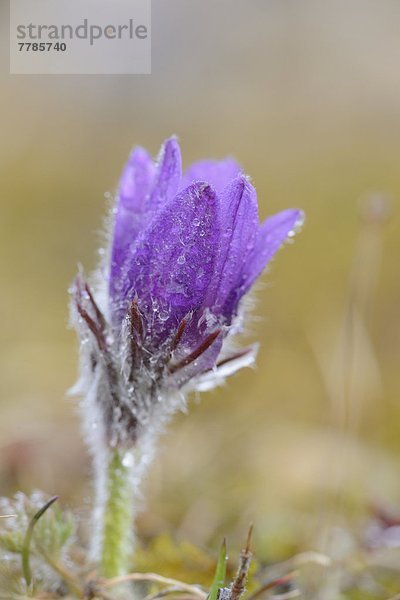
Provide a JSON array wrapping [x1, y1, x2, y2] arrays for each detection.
[[71, 136, 303, 451], [70, 136, 303, 576]]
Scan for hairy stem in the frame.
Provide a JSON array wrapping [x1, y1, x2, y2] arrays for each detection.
[[100, 448, 135, 578]]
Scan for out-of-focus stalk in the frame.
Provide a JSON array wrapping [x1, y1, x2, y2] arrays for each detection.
[[100, 449, 135, 578]]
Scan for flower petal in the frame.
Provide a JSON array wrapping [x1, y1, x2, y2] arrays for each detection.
[[120, 182, 220, 339], [110, 146, 155, 297], [242, 208, 304, 292], [218, 209, 303, 319], [180, 158, 241, 193], [110, 138, 182, 305], [209, 176, 259, 319], [148, 136, 182, 213]]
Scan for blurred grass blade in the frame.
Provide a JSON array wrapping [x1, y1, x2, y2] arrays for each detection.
[[209, 538, 227, 600], [22, 495, 59, 588]]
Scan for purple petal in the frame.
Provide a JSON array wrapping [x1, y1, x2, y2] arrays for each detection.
[[119, 147, 156, 211], [148, 137, 182, 213], [177, 176, 258, 354], [179, 176, 258, 352], [110, 138, 182, 303], [180, 158, 241, 193], [208, 176, 259, 318], [119, 183, 220, 339], [242, 208, 304, 292], [219, 209, 303, 318], [110, 147, 156, 297]]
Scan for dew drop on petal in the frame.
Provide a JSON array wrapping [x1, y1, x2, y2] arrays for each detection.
[[192, 217, 201, 227], [177, 255, 186, 264], [158, 310, 169, 322]]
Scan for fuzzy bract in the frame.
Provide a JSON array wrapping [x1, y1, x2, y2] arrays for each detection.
[[71, 137, 303, 449]]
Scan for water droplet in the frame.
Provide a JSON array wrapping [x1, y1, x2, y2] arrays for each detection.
[[177, 255, 186, 264], [192, 217, 201, 227], [158, 310, 169, 322], [122, 452, 134, 468]]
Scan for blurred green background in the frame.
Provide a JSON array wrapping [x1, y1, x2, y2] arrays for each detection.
[[1, 0, 400, 563]]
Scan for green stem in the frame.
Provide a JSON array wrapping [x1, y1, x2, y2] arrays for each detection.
[[100, 448, 135, 578]]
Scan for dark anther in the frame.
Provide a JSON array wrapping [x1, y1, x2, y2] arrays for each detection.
[[171, 317, 188, 351], [84, 282, 107, 333], [169, 329, 221, 374], [197, 348, 252, 378], [76, 302, 107, 353], [215, 348, 250, 370], [128, 300, 145, 373], [129, 299, 144, 339]]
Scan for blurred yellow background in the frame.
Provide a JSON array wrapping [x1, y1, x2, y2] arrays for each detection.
[[1, 0, 400, 561]]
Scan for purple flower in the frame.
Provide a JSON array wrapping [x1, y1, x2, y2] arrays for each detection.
[[71, 137, 303, 448]]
